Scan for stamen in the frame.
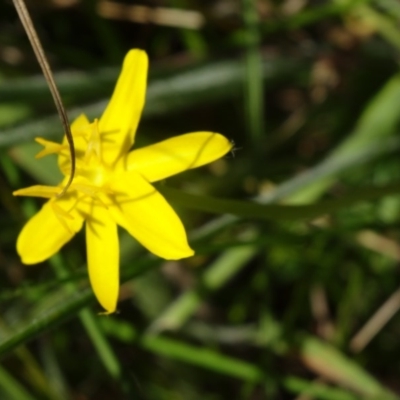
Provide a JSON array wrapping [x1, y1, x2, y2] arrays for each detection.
[[72, 183, 111, 209], [84, 119, 102, 164], [35, 137, 68, 159]]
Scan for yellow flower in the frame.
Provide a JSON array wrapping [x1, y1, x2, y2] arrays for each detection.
[[13, 49, 232, 314]]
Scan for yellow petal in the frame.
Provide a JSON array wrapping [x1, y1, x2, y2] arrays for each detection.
[[17, 197, 84, 264], [13, 185, 61, 198], [99, 49, 148, 166], [58, 113, 91, 175], [86, 204, 119, 314], [109, 170, 194, 260], [126, 132, 232, 182]]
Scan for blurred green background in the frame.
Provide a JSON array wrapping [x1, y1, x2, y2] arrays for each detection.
[[1, 0, 400, 399]]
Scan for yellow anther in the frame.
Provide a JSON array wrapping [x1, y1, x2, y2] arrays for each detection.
[[35, 137, 68, 159]]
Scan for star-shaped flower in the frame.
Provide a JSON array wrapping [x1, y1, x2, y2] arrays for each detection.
[[14, 49, 232, 313]]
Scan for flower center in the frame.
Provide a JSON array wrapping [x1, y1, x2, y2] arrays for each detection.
[[78, 163, 111, 189], [69, 119, 114, 198]]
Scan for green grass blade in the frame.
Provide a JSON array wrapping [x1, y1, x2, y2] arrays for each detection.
[[141, 335, 264, 382], [299, 336, 397, 399], [149, 238, 258, 333], [0, 366, 37, 400], [50, 254, 121, 380], [0, 56, 306, 147], [286, 73, 400, 204], [160, 182, 400, 222], [242, 0, 264, 149], [284, 377, 358, 400], [0, 257, 160, 358]]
